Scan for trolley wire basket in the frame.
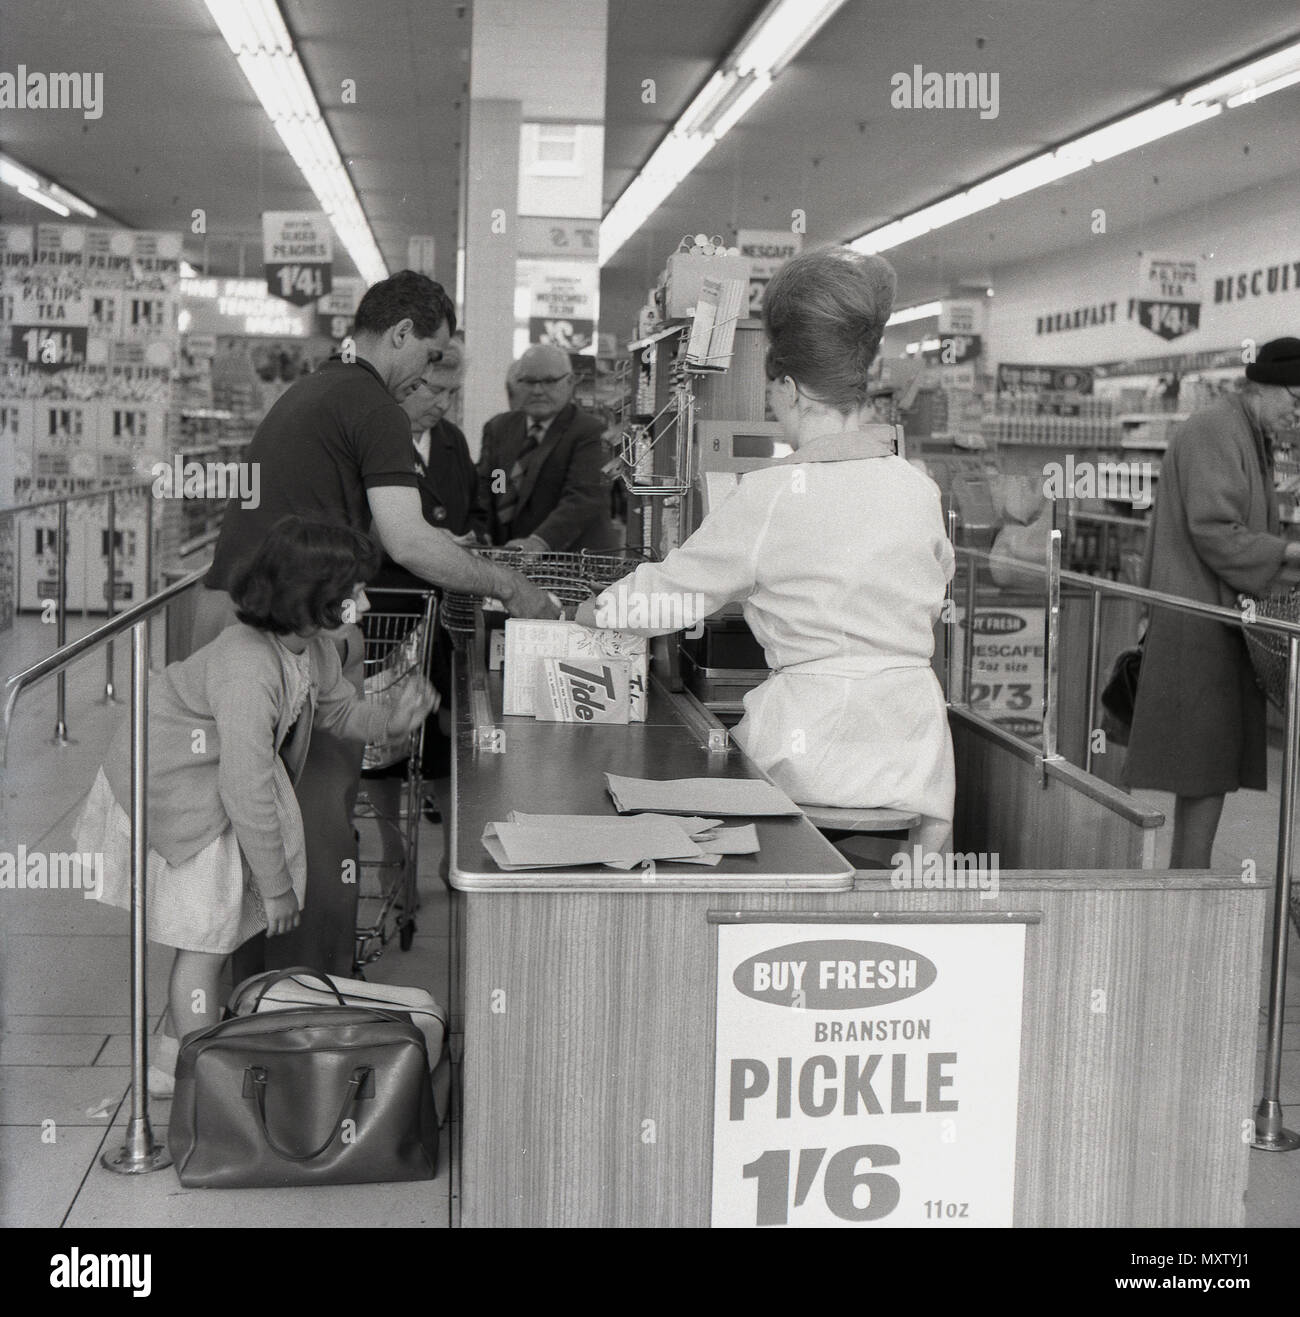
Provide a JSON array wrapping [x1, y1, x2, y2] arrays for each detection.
[[1240, 585, 1300, 938], [440, 547, 651, 640], [352, 589, 437, 968], [1241, 586, 1300, 713]]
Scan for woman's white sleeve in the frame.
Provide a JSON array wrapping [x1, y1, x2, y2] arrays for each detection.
[[594, 478, 774, 635]]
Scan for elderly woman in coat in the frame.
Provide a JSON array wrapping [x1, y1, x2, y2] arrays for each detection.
[[1125, 337, 1300, 866]]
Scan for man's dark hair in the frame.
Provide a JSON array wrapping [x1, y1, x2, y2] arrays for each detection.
[[353, 269, 457, 340], [231, 516, 381, 635]]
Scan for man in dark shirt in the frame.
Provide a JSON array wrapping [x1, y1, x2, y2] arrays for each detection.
[[196, 271, 556, 975]]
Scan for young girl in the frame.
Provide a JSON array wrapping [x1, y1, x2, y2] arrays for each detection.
[[74, 517, 436, 1095]]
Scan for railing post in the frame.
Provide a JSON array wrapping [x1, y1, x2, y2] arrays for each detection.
[[103, 490, 118, 703], [51, 498, 73, 745], [945, 509, 958, 703], [1253, 633, 1300, 1152], [101, 620, 172, 1174], [1040, 529, 1063, 774], [144, 490, 155, 596], [1084, 589, 1103, 773], [962, 540, 977, 706]]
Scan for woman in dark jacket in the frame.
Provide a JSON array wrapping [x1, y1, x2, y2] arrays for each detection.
[[368, 344, 485, 794], [1125, 338, 1300, 866]]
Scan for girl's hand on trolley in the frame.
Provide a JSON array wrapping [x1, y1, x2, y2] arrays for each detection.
[[392, 675, 439, 733], [264, 890, 301, 937]]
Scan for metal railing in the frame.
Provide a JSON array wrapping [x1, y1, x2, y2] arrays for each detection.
[[1, 480, 156, 739], [2, 567, 207, 1174], [944, 523, 1300, 1153]]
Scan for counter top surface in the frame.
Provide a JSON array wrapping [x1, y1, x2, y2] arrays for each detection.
[[449, 644, 855, 892]]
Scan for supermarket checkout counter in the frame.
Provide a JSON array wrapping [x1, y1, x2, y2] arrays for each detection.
[[448, 620, 1265, 1229]]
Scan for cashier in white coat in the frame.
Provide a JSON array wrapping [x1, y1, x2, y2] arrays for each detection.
[[578, 246, 956, 852]]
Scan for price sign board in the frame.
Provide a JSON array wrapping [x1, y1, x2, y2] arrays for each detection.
[[955, 604, 1045, 740], [1134, 253, 1202, 341], [517, 217, 599, 260], [263, 211, 333, 306], [736, 229, 801, 315], [522, 260, 598, 352], [8, 271, 90, 371], [712, 920, 1025, 1228]]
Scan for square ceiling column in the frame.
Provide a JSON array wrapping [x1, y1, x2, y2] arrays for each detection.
[[462, 0, 607, 450]]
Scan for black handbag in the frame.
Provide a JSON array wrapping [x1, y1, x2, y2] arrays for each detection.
[[169, 990, 438, 1189], [1100, 641, 1144, 746]]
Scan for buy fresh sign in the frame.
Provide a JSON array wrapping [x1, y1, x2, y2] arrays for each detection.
[[712, 922, 1026, 1227]]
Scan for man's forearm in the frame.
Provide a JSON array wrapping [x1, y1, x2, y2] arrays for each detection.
[[390, 525, 516, 599]]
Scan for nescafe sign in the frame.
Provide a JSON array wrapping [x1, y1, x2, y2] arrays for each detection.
[[733, 939, 937, 1009]]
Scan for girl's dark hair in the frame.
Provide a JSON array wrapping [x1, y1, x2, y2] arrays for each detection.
[[231, 517, 381, 635], [762, 246, 897, 414]]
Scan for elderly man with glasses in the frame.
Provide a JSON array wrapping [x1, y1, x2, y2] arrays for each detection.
[[477, 343, 618, 552]]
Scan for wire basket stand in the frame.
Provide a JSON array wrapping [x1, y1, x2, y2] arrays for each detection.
[[1242, 587, 1300, 712], [440, 547, 651, 641], [1241, 586, 1300, 936], [352, 588, 437, 970]]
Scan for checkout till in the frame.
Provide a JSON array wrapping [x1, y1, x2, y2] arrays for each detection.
[[445, 410, 1264, 1230]]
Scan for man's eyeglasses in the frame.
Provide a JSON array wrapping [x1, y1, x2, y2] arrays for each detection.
[[518, 373, 572, 387], [424, 384, 460, 400]]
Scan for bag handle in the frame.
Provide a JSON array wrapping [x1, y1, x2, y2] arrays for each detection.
[[245, 1064, 372, 1162], [230, 966, 349, 1016]]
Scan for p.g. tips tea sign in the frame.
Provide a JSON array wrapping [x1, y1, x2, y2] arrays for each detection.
[[712, 922, 1026, 1228]]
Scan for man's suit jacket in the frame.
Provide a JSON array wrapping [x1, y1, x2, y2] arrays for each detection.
[[477, 402, 618, 551]]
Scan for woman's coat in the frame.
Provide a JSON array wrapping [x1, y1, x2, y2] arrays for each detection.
[[1125, 395, 1287, 794]]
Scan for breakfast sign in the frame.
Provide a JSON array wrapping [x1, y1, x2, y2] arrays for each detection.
[[711, 920, 1026, 1227]]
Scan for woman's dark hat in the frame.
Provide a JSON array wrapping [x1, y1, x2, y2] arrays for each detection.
[[1245, 337, 1300, 386]]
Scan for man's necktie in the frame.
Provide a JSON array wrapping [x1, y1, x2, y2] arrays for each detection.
[[498, 420, 547, 527]]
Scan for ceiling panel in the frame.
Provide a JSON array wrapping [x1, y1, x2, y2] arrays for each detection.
[[0, 0, 1296, 335], [601, 0, 1300, 328], [0, 0, 467, 288]]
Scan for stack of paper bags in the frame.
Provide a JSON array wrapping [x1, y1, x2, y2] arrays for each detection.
[[481, 812, 760, 872], [604, 773, 801, 816]]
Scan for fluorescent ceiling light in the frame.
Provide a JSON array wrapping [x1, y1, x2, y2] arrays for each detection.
[[600, 0, 849, 265], [888, 301, 942, 325], [1183, 40, 1300, 105], [45, 183, 98, 218], [1227, 65, 1300, 107], [18, 185, 70, 217], [734, 0, 846, 78], [204, 0, 388, 286], [0, 157, 39, 190], [0, 152, 97, 218], [849, 40, 1297, 257]]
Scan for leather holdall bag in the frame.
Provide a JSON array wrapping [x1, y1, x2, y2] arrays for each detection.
[[229, 967, 451, 1126], [169, 999, 438, 1189]]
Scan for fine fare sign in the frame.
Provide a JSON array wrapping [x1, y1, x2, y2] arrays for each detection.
[[712, 922, 1026, 1228]]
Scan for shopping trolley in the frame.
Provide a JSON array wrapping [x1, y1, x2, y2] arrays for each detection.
[[439, 546, 650, 641], [353, 587, 437, 970]]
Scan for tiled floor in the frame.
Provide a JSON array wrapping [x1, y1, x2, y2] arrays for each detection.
[[2, 614, 1297, 1226]]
